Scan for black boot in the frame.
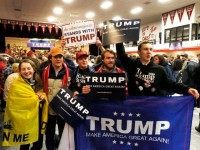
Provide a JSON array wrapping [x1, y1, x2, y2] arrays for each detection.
[[195, 124, 200, 133]]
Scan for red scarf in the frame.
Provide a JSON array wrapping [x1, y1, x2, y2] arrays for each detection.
[[42, 63, 70, 94]]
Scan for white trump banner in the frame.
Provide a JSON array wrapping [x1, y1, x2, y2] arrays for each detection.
[[62, 20, 96, 47]]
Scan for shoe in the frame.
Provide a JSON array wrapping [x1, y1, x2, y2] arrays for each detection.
[[195, 126, 200, 133]]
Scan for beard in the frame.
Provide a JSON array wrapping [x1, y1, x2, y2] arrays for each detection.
[[103, 63, 115, 71]]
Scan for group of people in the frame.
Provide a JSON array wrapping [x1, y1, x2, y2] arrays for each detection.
[[0, 38, 200, 150]]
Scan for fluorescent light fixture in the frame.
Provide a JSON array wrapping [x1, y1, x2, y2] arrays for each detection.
[[53, 7, 63, 15], [112, 16, 122, 21], [100, 1, 113, 9], [158, 0, 171, 3], [130, 7, 143, 14], [47, 16, 57, 22], [62, 0, 74, 4], [85, 11, 95, 19]]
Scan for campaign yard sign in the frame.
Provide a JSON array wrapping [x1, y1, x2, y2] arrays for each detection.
[[49, 88, 90, 127], [84, 73, 126, 101], [75, 96, 194, 150], [62, 20, 96, 47], [102, 19, 140, 45]]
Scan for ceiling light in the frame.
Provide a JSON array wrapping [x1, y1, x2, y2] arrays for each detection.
[[158, 0, 171, 3], [62, 0, 74, 4], [85, 11, 95, 19], [47, 16, 57, 22], [112, 16, 122, 21], [100, 1, 113, 9], [130, 7, 143, 15], [53, 7, 63, 15]]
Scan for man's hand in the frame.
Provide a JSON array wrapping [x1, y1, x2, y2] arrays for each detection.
[[96, 37, 102, 47], [82, 85, 91, 94], [188, 88, 199, 99]]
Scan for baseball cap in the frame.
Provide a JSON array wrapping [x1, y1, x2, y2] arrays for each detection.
[[180, 53, 188, 58], [49, 47, 64, 56], [76, 51, 89, 60]]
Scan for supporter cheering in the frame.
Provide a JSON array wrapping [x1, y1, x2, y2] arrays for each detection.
[[116, 41, 199, 99], [2, 59, 48, 150]]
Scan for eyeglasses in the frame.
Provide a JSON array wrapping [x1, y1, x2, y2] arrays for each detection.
[[53, 54, 63, 58]]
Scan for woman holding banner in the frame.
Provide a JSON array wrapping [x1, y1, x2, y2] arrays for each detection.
[[2, 59, 48, 150]]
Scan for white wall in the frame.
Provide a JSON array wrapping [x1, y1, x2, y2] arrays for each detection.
[[139, 22, 161, 44]]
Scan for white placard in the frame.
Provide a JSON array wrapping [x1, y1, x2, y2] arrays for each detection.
[[62, 20, 96, 47]]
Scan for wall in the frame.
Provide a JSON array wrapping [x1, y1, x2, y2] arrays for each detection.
[[140, 22, 161, 44]]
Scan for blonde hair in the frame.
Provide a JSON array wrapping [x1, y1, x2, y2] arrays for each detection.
[[12, 63, 19, 73]]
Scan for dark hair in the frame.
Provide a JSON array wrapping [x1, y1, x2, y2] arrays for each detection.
[[101, 49, 116, 60], [138, 41, 152, 51], [8, 57, 15, 65], [154, 54, 165, 65]]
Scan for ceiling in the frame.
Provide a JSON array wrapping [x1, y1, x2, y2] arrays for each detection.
[[0, 0, 199, 27]]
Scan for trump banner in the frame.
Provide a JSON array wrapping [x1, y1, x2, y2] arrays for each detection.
[[73, 96, 194, 150], [84, 73, 126, 101], [102, 19, 140, 45], [62, 20, 96, 47]]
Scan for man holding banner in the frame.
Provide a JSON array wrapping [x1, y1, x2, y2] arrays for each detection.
[[82, 49, 127, 97], [42, 47, 72, 150]]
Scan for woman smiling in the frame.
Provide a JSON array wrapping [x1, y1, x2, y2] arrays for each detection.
[[2, 59, 48, 150]]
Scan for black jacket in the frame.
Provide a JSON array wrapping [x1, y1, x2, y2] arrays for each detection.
[[116, 43, 189, 96], [69, 66, 95, 93]]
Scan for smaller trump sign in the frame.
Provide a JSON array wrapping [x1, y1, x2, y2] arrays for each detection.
[[84, 73, 126, 101], [49, 88, 90, 127], [62, 20, 96, 47]]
